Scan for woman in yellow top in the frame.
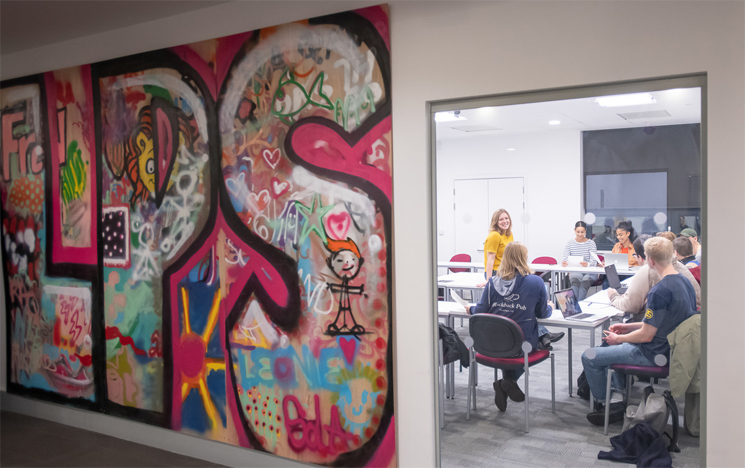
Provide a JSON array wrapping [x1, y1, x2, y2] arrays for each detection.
[[483, 209, 514, 279]]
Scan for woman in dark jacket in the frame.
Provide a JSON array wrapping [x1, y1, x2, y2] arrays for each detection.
[[467, 242, 554, 411]]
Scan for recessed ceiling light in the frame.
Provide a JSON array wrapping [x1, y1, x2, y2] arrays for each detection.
[[594, 93, 656, 107], [435, 111, 468, 123], [507, 148, 516, 151], [549, 120, 561, 125]]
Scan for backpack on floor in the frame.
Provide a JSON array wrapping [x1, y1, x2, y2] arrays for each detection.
[[438, 324, 470, 368], [622, 386, 680, 452]]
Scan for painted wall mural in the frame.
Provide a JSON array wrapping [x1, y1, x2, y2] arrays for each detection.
[[1, 6, 394, 466]]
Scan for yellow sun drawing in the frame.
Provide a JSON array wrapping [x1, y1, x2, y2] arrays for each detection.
[[179, 287, 226, 428]]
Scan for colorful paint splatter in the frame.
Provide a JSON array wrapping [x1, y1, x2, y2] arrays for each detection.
[[1, 6, 394, 467]]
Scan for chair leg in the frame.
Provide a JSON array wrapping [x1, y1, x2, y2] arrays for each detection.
[[524, 353, 530, 433], [551, 353, 556, 414], [472, 363, 477, 411], [625, 374, 631, 406], [466, 348, 476, 421], [466, 362, 476, 421], [604, 368, 614, 435]]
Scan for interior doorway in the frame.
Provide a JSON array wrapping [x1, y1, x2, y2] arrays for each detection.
[[431, 76, 705, 468]]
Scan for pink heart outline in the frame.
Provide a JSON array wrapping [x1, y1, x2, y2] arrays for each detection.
[[247, 189, 270, 213], [262, 148, 281, 169], [270, 177, 291, 199], [325, 211, 351, 240]]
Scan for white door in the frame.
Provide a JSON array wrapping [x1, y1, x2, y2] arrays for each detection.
[[453, 179, 489, 263], [487, 177, 525, 245], [454, 177, 525, 266]]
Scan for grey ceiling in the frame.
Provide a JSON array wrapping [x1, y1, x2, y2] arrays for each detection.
[[1, 1, 229, 55]]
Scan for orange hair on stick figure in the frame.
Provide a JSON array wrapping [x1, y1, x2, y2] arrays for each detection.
[[325, 238, 366, 336]]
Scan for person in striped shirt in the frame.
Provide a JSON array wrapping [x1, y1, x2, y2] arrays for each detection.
[[561, 221, 599, 300]]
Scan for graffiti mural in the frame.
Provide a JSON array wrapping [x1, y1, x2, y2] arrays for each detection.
[[1, 5, 394, 467]]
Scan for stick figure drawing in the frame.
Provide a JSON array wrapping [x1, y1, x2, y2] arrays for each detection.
[[325, 238, 367, 337]]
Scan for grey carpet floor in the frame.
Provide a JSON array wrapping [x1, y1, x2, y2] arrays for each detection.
[[440, 322, 701, 468]]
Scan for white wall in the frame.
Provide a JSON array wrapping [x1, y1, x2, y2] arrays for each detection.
[[2, 2, 744, 468], [436, 131, 581, 268]]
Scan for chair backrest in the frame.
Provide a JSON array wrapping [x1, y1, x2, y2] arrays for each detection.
[[597, 254, 605, 262], [468, 314, 524, 358], [531, 256, 557, 265], [688, 265, 701, 284], [449, 253, 472, 273]]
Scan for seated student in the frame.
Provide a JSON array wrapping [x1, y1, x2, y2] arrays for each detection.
[[465, 242, 554, 412], [561, 220, 599, 301], [673, 236, 700, 268], [582, 237, 698, 425], [611, 221, 639, 267], [602, 221, 638, 289], [656, 231, 677, 243], [680, 228, 702, 264], [608, 235, 701, 319]]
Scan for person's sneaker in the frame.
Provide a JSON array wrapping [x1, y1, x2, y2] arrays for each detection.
[[493, 380, 507, 412], [500, 378, 525, 402], [586, 402, 625, 426]]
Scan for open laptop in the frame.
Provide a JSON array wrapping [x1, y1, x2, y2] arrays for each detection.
[[603, 253, 629, 270], [604, 264, 628, 294], [554, 288, 600, 321]]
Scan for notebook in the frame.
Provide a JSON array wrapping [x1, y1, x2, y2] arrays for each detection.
[[604, 264, 628, 294], [554, 288, 599, 321], [603, 253, 629, 270], [567, 255, 584, 266]]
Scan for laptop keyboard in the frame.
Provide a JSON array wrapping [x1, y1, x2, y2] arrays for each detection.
[[571, 313, 595, 320]]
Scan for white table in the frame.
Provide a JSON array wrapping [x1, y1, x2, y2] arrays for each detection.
[[437, 265, 552, 298], [438, 261, 484, 272], [437, 272, 486, 304], [536, 264, 639, 295]]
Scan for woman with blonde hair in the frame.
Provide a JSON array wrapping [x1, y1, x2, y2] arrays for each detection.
[[467, 242, 555, 412], [483, 209, 514, 280]]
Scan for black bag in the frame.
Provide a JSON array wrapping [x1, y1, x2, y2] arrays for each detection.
[[438, 324, 470, 368], [577, 371, 591, 400]]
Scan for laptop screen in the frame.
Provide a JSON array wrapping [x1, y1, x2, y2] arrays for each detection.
[[604, 253, 629, 269], [554, 289, 582, 318], [605, 263, 622, 288]]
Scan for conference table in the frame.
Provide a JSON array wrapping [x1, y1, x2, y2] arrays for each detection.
[[537, 263, 639, 295], [437, 261, 484, 272]]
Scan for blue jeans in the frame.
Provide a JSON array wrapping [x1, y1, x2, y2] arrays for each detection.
[[581, 343, 655, 402], [569, 272, 598, 301], [503, 368, 524, 381]]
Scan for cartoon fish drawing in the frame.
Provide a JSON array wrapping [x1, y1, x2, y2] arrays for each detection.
[[271, 70, 334, 125]]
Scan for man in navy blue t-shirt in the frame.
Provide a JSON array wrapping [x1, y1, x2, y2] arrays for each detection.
[[581, 237, 698, 425]]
